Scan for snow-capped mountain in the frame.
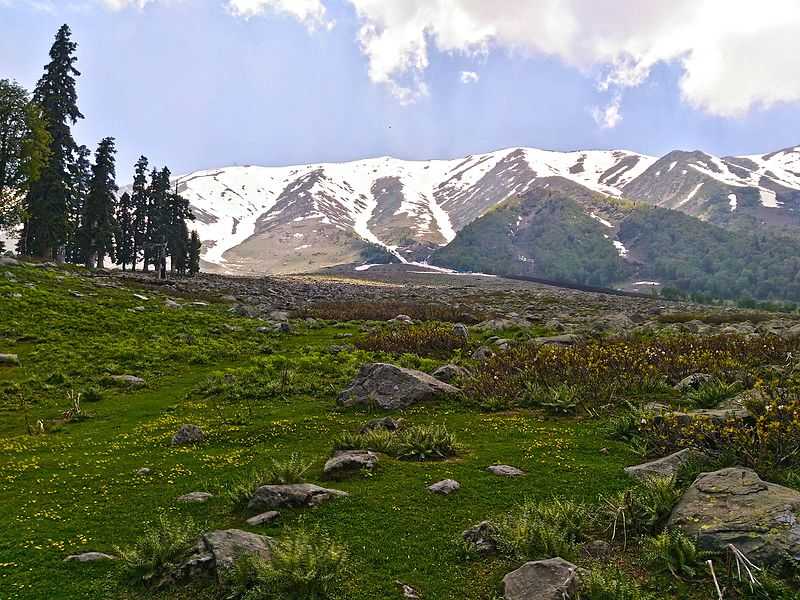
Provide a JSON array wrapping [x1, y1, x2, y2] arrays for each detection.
[[176, 145, 800, 274]]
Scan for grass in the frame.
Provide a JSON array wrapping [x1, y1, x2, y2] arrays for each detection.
[[0, 262, 797, 599], [332, 423, 459, 461], [297, 300, 486, 324]]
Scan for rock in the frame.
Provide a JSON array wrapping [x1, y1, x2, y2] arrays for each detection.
[[323, 450, 378, 480], [431, 364, 469, 383], [64, 551, 116, 562], [462, 521, 499, 555], [177, 491, 213, 503], [532, 334, 582, 347], [786, 324, 800, 340], [624, 448, 707, 481], [247, 483, 348, 512], [0, 353, 20, 366], [136, 467, 152, 476], [452, 323, 469, 343], [428, 479, 460, 495], [471, 346, 494, 361], [668, 467, 800, 567], [164, 299, 181, 309], [391, 314, 414, 324], [359, 416, 403, 434], [396, 581, 421, 599], [0, 256, 19, 266], [487, 464, 525, 477], [475, 317, 531, 331], [274, 322, 291, 333], [494, 338, 512, 350], [338, 363, 460, 410], [674, 373, 713, 392], [109, 374, 145, 386], [582, 539, 612, 559], [176, 529, 273, 583], [246, 511, 280, 526], [171, 424, 204, 446], [502, 558, 580, 600], [269, 310, 290, 322], [132, 293, 149, 301]]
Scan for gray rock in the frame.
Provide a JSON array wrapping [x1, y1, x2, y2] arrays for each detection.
[[452, 323, 469, 343], [269, 310, 290, 322], [177, 529, 272, 583], [431, 364, 469, 383], [246, 511, 280, 526], [668, 467, 800, 567], [487, 464, 525, 477], [177, 491, 213, 503], [64, 551, 116, 562], [532, 334, 582, 347], [248, 483, 348, 512], [624, 448, 707, 481], [502, 558, 580, 600], [338, 363, 460, 410], [462, 521, 499, 555], [674, 373, 713, 392], [164, 299, 181, 309], [786, 324, 800, 340], [136, 467, 152, 476], [582, 539, 612, 559], [391, 314, 414, 324], [428, 479, 460, 495], [323, 450, 378, 480], [109, 374, 145, 386], [475, 317, 531, 331], [0, 353, 20, 366], [359, 416, 403, 434], [471, 346, 494, 361], [0, 257, 19, 266], [396, 581, 421, 599], [171, 424, 204, 446]]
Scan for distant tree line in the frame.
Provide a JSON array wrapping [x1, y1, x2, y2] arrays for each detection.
[[0, 24, 201, 276]]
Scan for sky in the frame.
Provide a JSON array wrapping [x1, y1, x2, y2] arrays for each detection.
[[3, 0, 800, 181]]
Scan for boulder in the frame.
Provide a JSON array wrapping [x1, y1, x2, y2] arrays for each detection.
[[171, 424, 205, 446], [64, 551, 116, 562], [164, 299, 181, 309], [338, 363, 460, 410], [177, 491, 213, 503], [109, 374, 145, 387], [668, 467, 800, 567], [462, 521, 499, 555], [501, 558, 580, 600], [428, 479, 460, 495], [177, 529, 272, 583], [532, 334, 581, 347], [452, 323, 469, 343], [471, 346, 494, 361], [247, 483, 348, 512], [431, 364, 469, 383], [674, 373, 713, 392], [323, 450, 378, 480], [0, 256, 19, 267], [487, 464, 525, 477], [391, 314, 414, 324], [359, 416, 403, 434], [786, 324, 800, 340], [624, 448, 707, 481], [0, 353, 20, 366], [246, 511, 280, 526]]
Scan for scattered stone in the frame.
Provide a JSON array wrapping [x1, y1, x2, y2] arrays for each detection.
[[269, 310, 290, 322], [0, 353, 20, 366], [175, 529, 273, 583], [323, 450, 378, 480], [431, 364, 469, 383], [668, 467, 800, 566], [70, 290, 84, 298], [624, 448, 707, 481], [136, 467, 152, 476], [462, 521, 499, 555], [177, 491, 213, 503], [391, 314, 413, 324], [164, 299, 181, 309], [532, 334, 582, 346], [471, 346, 494, 361], [475, 317, 531, 331], [396, 581, 421, 599], [247, 483, 348, 512], [674, 373, 713, 392], [109, 374, 145, 387], [428, 479, 460, 495], [360, 416, 403, 434], [0, 257, 19, 266], [171, 424, 205, 446], [452, 323, 469, 343], [338, 363, 460, 410], [132, 293, 149, 301], [64, 552, 116, 562], [582, 539, 612, 559], [130, 306, 146, 313], [246, 511, 280, 526], [502, 558, 580, 600], [487, 464, 525, 477], [274, 322, 291, 333], [786, 324, 800, 340]]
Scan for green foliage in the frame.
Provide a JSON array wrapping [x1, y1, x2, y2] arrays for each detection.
[[114, 514, 199, 585], [300, 301, 484, 323], [578, 566, 655, 600], [229, 528, 348, 600], [494, 497, 592, 561], [358, 242, 399, 265], [355, 321, 468, 357], [600, 476, 682, 539], [643, 529, 709, 579], [223, 454, 311, 509], [685, 378, 742, 408], [332, 423, 458, 461]]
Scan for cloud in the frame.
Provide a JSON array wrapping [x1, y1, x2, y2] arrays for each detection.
[[98, 0, 153, 9], [460, 70, 479, 84], [226, 0, 333, 30], [592, 95, 622, 129], [328, 0, 800, 116]]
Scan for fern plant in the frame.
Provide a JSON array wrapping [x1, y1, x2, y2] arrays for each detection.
[[642, 529, 710, 580]]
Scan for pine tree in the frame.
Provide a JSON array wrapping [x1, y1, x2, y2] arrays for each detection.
[[20, 24, 83, 260], [66, 144, 90, 263], [82, 137, 117, 268], [164, 180, 194, 273], [130, 155, 148, 271], [187, 229, 201, 276], [142, 166, 162, 272], [116, 191, 134, 271]]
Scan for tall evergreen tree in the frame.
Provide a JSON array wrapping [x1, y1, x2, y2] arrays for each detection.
[[165, 180, 194, 273], [142, 166, 163, 272], [82, 137, 117, 268], [66, 143, 90, 263], [20, 24, 83, 259], [187, 229, 201, 276], [116, 191, 134, 271], [130, 155, 149, 271]]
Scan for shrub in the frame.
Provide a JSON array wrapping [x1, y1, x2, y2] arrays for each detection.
[[599, 476, 682, 540], [494, 498, 592, 561], [685, 378, 742, 408], [355, 322, 468, 357], [643, 529, 709, 579], [228, 528, 347, 600], [333, 424, 458, 461], [115, 514, 199, 585], [578, 566, 655, 600]]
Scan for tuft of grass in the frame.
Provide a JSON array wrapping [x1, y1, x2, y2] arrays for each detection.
[[114, 514, 199, 586], [642, 529, 709, 580], [332, 424, 458, 461], [223, 454, 312, 509], [228, 527, 348, 600], [599, 476, 682, 541], [578, 566, 655, 600], [355, 322, 468, 357], [685, 378, 742, 408]]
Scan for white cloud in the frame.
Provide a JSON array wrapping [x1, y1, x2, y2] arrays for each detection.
[[226, 0, 333, 30], [98, 0, 153, 9], [592, 95, 622, 129], [460, 70, 479, 84], [327, 0, 800, 116]]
